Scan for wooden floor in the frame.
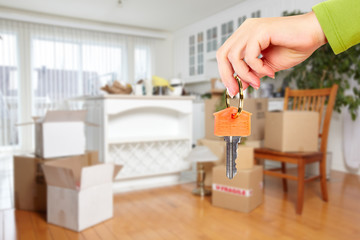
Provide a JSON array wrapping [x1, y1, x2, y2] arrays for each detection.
[[1, 170, 360, 240]]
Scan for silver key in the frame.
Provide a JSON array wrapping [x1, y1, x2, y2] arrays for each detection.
[[224, 136, 241, 179]]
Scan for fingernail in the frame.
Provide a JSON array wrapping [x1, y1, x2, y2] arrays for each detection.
[[250, 83, 259, 90], [266, 74, 275, 79], [227, 88, 235, 98]]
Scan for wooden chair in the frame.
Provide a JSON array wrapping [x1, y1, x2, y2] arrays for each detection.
[[254, 84, 338, 214]]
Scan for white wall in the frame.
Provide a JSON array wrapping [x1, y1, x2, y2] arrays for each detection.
[[154, 33, 174, 79], [328, 111, 360, 175]]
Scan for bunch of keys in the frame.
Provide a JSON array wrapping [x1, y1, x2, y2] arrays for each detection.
[[213, 75, 252, 179]]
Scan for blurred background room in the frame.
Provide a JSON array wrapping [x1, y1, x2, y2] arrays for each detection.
[[0, 0, 360, 239]]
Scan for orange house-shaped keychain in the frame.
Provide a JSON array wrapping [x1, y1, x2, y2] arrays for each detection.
[[213, 107, 252, 137], [212, 75, 251, 179]]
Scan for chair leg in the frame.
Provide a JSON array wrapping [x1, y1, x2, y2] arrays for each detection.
[[281, 162, 288, 192], [296, 161, 305, 214], [320, 156, 329, 202]]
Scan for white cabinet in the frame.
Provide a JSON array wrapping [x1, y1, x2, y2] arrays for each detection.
[[73, 95, 194, 192], [174, 2, 266, 85]]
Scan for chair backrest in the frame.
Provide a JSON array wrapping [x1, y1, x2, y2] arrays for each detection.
[[283, 84, 338, 153]]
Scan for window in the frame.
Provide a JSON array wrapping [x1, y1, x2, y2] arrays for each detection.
[[0, 19, 157, 150], [32, 38, 125, 115], [83, 44, 124, 94], [0, 33, 19, 147], [32, 39, 80, 115]]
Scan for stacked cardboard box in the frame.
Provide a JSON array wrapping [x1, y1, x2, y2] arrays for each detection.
[[204, 96, 223, 141], [14, 151, 99, 212], [212, 165, 263, 213], [14, 154, 48, 212], [211, 146, 263, 213], [14, 110, 122, 232], [14, 110, 90, 211], [14, 151, 122, 232], [199, 95, 265, 212], [35, 110, 87, 158], [200, 96, 268, 186], [42, 154, 122, 232]]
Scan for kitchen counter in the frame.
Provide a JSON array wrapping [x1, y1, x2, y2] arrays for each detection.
[[69, 94, 195, 101], [68, 95, 194, 193]]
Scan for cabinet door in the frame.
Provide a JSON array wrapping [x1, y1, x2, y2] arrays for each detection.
[[220, 20, 234, 45], [197, 32, 204, 75], [206, 26, 218, 53], [189, 35, 196, 77], [237, 15, 247, 28], [187, 31, 205, 81]]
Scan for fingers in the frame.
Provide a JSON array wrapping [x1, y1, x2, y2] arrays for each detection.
[[217, 39, 269, 95], [217, 48, 261, 96], [228, 54, 261, 90], [242, 80, 250, 90], [245, 39, 275, 78], [217, 50, 238, 97]]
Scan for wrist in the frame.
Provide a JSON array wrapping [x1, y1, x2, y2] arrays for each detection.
[[308, 11, 328, 47]]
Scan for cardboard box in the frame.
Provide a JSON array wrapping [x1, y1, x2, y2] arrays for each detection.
[[236, 146, 254, 170], [205, 96, 223, 141], [197, 140, 255, 185], [205, 97, 268, 141], [42, 155, 122, 232], [244, 98, 268, 141], [212, 165, 263, 213], [264, 111, 319, 152], [13, 151, 99, 212], [243, 140, 263, 148], [35, 110, 87, 158], [197, 138, 226, 187], [211, 78, 226, 95], [14, 154, 47, 211]]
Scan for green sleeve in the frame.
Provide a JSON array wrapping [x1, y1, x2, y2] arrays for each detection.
[[312, 0, 360, 54]]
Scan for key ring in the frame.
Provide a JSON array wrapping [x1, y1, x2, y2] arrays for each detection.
[[225, 75, 244, 119]]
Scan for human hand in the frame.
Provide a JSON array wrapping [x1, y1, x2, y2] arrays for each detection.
[[216, 11, 327, 96]]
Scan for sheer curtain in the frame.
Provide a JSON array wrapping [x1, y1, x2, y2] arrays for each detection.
[[0, 21, 19, 149], [30, 23, 130, 116], [0, 18, 157, 149], [133, 37, 155, 84]]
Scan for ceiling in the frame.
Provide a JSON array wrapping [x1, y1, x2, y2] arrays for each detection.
[[0, 0, 245, 32]]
